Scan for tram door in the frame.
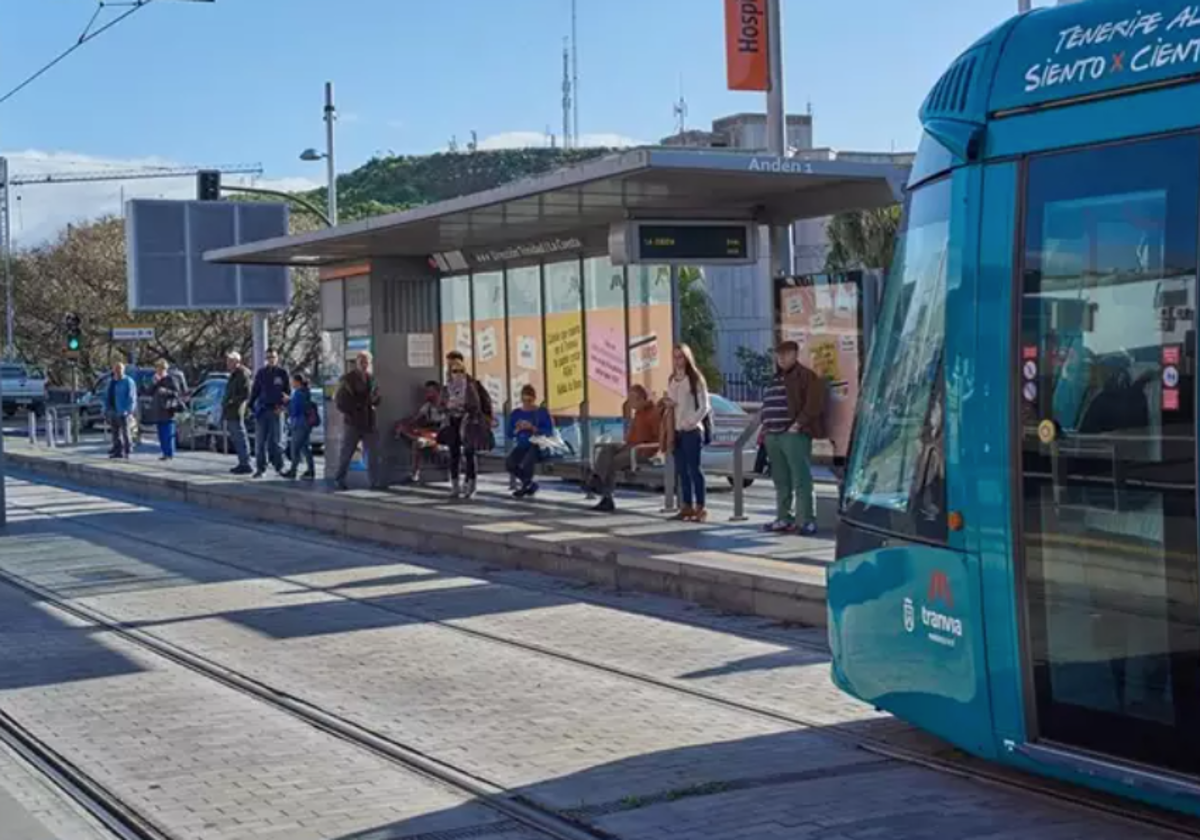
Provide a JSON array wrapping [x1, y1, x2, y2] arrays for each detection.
[[1018, 134, 1200, 776]]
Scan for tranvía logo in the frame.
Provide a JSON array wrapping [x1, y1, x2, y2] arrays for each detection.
[[918, 571, 964, 648], [928, 571, 954, 609], [903, 598, 915, 633]]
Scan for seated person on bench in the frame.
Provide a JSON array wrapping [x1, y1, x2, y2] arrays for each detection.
[[507, 384, 553, 499], [587, 384, 662, 513], [395, 380, 446, 482]]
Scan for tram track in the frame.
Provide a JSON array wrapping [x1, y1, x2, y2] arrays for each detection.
[[6, 488, 1200, 838], [0, 705, 175, 840]]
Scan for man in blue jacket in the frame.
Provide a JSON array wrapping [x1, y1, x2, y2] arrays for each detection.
[[105, 361, 136, 459], [248, 348, 291, 478]]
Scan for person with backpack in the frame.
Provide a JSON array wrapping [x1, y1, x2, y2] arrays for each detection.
[[439, 350, 491, 500], [664, 344, 711, 522], [761, 340, 827, 536], [283, 372, 319, 480], [333, 351, 381, 491]]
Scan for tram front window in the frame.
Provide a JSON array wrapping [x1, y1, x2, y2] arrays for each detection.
[[843, 177, 949, 541], [1020, 133, 1200, 775]]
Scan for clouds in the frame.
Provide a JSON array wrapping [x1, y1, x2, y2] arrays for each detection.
[[5, 130, 642, 246], [475, 130, 646, 150], [4, 150, 320, 248]]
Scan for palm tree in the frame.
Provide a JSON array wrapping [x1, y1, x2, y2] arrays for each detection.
[[677, 266, 722, 389], [825, 206, 903, 272]]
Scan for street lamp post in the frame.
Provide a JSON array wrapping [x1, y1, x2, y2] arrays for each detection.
[[300, 81, 338, 227]]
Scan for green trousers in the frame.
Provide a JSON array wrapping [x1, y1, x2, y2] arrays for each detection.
[[765, 432, 815, 524]]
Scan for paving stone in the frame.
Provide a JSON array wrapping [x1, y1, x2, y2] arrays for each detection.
[[0, 477, 1191, 839]]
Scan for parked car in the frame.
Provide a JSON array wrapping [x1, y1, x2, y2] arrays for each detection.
[[702, 394, 759, 488], [1, 363, 47, 417], [176, 376, 324, 455]]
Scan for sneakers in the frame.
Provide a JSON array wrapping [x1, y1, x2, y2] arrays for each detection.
[[281, 469, 297, 480], [230, 464, 253, 476], [463, 479, 477, 500], [450, 481, 462, 500], [765, 520, 797, 534], [672, 506, 695, 521], [592, 496, 616, 513], [799, 522, 819, 537]]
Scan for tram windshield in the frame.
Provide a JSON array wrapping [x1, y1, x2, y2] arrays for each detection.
[[843, 177, 950, 540]]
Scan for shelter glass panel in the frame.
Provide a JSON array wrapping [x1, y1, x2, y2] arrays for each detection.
[[628, 264, 673, 403], [544, 259, 585, 458], [472, 271, 506, 452], [584, 256, 628, 446], [440, 275, 472, 375], [506, 264, 545, 416]]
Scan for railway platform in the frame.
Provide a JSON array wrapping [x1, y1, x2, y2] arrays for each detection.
[[0, 473, 1194, 839], [3, 439, 840, 625]]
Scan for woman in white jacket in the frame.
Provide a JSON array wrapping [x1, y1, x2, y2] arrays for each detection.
[[664, 344, 711, 522]]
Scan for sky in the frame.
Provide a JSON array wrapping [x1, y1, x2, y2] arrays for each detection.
[[0, 0, 1057, 245]]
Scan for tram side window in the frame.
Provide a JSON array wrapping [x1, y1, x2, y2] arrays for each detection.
[[843, 177, 950, 541]]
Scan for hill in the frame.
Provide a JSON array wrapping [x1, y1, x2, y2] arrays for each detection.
[[303, 146, 615, 221]]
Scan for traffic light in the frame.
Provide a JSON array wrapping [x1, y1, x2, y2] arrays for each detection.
[[197, 170, 221, 201], [64, 312, 81, 354]]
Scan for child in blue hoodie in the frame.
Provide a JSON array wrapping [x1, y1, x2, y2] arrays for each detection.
[[283, 373, 317, 480], [506, 385, 552, 498]]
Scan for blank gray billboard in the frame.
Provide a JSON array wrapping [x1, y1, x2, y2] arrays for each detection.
[[126, 199, 291, 312]]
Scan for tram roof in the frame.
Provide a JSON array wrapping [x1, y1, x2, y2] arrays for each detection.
[[204, 147, 908, 267], [922, 0, 1200, 132]]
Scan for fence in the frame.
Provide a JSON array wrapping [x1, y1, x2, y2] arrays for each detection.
[[721, 375, 765, 405]]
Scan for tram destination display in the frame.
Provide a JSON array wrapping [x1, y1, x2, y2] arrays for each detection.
[[609, 220, 757, 266]]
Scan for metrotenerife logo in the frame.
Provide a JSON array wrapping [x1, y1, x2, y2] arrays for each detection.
[[904, 570, 964, 648]]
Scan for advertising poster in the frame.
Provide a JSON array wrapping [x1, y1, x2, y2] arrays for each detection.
[[508, 316, 544, 404], [472, 318, 507, 411], [778, 278, 862, 457], [545, 311, 585, 411], [406, 333, 436, 369], [628, 306, 672, 401], [587, 325, 626, 396]]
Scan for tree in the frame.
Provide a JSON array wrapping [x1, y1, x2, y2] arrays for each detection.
[[10, 211, 322, 388], [735, 346, 774, 390], [824, 205, 903, 272], [677, 266, 722, 390]]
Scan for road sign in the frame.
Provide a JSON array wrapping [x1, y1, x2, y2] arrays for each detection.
[[111, 326, 155, 341]]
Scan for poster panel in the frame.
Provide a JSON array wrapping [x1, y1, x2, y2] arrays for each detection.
[[778, 276, 862, 457]]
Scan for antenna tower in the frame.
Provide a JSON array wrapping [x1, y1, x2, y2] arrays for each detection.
[[673, 76, 688, 137], [571, 0, 579, 146], [562, 37, 573, 149]]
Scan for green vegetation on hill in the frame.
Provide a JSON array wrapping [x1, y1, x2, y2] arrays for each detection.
[[304, 147, 615, 221]]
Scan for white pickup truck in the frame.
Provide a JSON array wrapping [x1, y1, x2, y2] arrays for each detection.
[[1, 363, 47, 417]]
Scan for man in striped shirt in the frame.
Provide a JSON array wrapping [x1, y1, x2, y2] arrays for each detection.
[[761, 341, 827, 535]]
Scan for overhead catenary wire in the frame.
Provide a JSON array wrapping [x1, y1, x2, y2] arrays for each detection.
[[0, 0, 159, 107]]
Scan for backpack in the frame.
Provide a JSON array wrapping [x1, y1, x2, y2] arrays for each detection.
[[473, 379, 493, 419], [304, 392, 321, 428]]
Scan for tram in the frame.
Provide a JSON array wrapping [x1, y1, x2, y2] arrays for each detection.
[[827, 0, 1200, 816]]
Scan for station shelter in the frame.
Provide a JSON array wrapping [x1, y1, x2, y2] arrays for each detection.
[[207, 147, 908, 483]]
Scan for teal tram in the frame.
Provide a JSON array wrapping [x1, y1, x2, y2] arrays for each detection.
[[828, 0, 1200, 816]]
